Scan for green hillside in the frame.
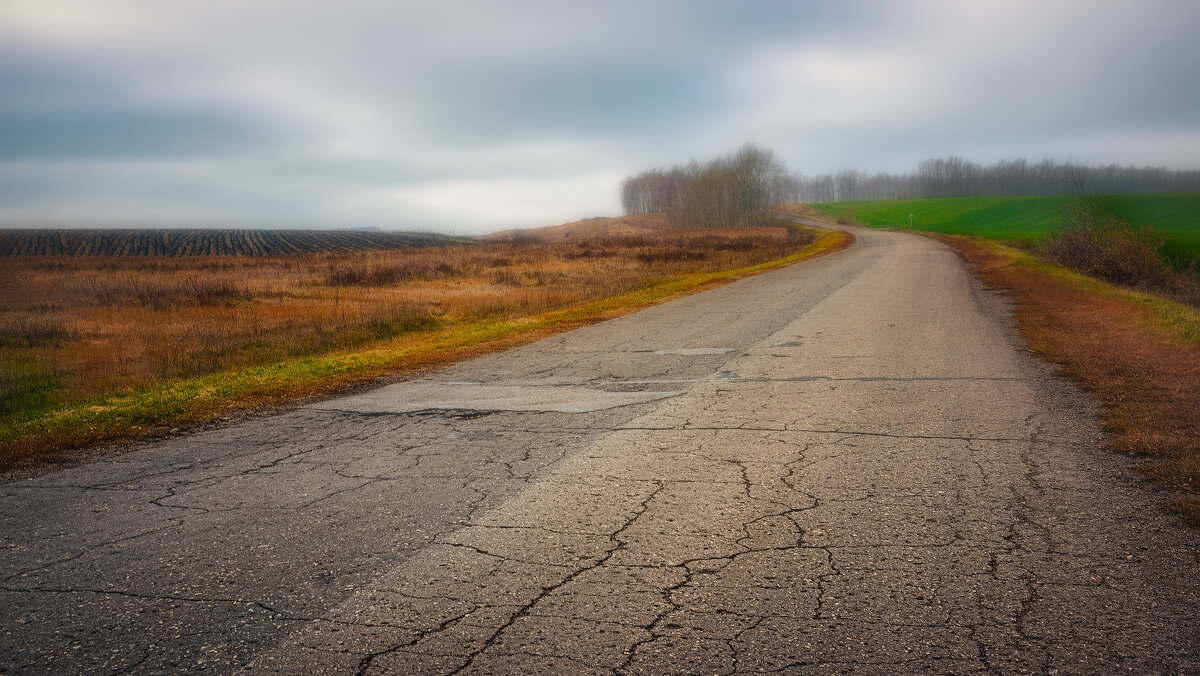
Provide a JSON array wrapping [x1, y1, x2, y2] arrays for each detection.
[[809, 192, 1200, 263]]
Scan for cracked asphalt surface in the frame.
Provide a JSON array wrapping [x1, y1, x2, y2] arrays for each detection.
[[3, 222, 1198, 674]]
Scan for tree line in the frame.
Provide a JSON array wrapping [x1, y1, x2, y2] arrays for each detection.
[[789, 157, 1200, 203], [621, 144, 795, 228], [623, 149, 1200, 226]]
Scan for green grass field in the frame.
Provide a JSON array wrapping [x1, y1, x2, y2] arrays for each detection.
[[809, 192, 1200, 264]]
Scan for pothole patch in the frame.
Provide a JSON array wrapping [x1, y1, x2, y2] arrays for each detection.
[[310, 382, 685, 414], [652, 347, 733, 355]]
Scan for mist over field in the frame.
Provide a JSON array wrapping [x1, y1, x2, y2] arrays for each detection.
[[1, 0, 1199, 232]]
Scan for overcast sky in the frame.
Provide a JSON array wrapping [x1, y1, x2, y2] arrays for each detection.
[[1, 0, 1198, 233]]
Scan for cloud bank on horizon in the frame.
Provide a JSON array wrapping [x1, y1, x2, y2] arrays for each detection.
[[1, 0, 1198, 233]]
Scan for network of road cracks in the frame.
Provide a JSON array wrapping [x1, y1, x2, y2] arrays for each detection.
[[1, 222, 1197, 674]]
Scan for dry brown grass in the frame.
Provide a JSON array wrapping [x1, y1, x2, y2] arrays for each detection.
[[1, 226, 810, 425], [767, 204, 833, 221], [1036, 213, 1200, 308], [482, 213, 671, 243], [931, 234, 1200, 526]]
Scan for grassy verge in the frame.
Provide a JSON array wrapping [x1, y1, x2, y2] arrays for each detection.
[[0, 225, 851, 471], [929, 234, 1200, 526]]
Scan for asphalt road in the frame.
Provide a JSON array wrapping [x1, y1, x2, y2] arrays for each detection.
[[2, 223, 1197, 674]]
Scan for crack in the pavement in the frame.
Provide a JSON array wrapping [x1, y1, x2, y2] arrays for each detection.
[[614, 425, 1045, 443], [598, 375, 1025, 385], [2, 519, 185, 584], [452, 482, 666, 673], [343, 482, 671, 675]]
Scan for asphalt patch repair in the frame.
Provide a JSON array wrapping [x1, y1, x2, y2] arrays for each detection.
[[308, 381, 685, 414]]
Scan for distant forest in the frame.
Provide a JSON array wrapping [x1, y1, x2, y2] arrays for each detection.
[[621, 146, 1200, 227]]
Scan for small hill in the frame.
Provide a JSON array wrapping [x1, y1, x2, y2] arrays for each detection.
[[0, 228, 473, 257], [807, 192, 1200, 263], [483, 213, 670, 242]]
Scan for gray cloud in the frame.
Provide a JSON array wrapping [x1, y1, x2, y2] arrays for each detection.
[[0, 0, 1197, 232], [0, 108, 276, 160]]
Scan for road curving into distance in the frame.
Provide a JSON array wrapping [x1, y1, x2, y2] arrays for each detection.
[[2, 220, 1197, 673]]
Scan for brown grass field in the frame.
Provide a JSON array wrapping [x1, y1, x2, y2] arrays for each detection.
[[482, 213, 670, 242], [1, 224, 824, 466], [768, 204, 834, 221]]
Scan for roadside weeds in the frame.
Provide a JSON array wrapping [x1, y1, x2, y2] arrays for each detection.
[[930, 234, 1200, 527]]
